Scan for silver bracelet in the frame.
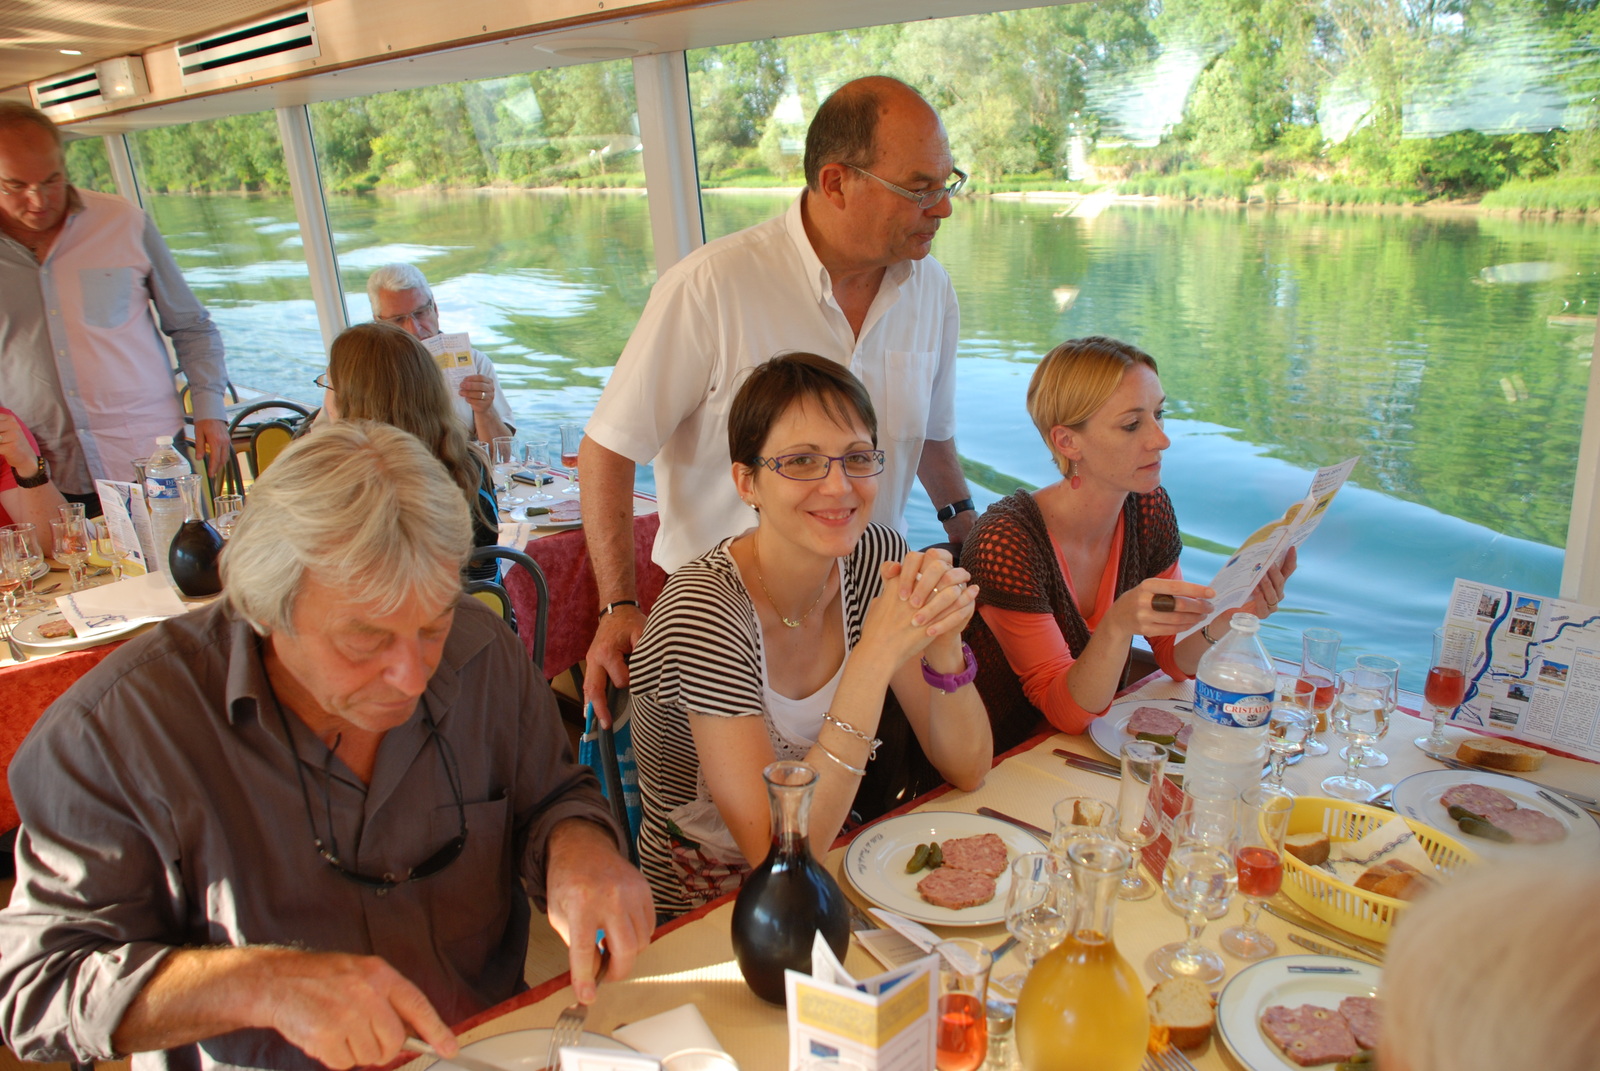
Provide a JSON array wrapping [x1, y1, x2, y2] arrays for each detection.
[[822, 712, 881, 759], [1201, 623, 1220, 645], [815, 741, 867, 778]]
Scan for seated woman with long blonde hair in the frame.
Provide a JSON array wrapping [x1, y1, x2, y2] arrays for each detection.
[[322, 322, 499, 583]]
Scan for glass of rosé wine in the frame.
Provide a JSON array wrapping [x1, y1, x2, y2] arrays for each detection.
[[1299, 628, 1341, 757], [934, 939, 991, 1071], [1220, 783, 1294, 960], [1417, 625, 1471, 757]]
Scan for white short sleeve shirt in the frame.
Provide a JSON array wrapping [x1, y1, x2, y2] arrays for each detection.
[[586, 193, 959, 572]]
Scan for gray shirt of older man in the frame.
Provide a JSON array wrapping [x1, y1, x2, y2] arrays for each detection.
[[0, 422, 654, 1071]]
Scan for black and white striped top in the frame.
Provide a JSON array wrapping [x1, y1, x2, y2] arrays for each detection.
[[629, 523, 907, 916]]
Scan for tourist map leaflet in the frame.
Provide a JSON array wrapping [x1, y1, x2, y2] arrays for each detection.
[[1178, 457, 1360, 642], [786, 933, 937, 1071], [1441, 578, 1600, 763], [96, 479, 153, 574], [422, 331, 474, 392]]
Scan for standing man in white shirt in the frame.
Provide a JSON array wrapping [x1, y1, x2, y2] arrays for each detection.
[[364, 263, 515, 444], [0, 103, 230, 508], [579, 76, 976, 719]]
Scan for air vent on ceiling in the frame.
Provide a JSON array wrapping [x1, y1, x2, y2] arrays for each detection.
[[29, 67, 103, 117], [176, 8, 320, 88]]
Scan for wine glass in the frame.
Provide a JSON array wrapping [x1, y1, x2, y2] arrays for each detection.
[[1114, 741, 1167, 901], [0, 532, 24, 619], [90, 520, 127, 582], [522, 439, 555, 504], [1150, 841, 1237, 984], [1049, 796, 1116, 877], [1321, 667, 1389, 800], [49, 518, 90, 592], [559, 423, 582, 496], [1266, 705, 1312, 788], [1417, 625, 1470, 757], [1300, 627, 1340, 757], [1348, 654, 1399, 768], [2, 523, 45, 610], [491, 436, 525, 507], [997, 852, 1068, 995], [934, 939, 992, 1071], [212, 494, 244, 541], [1220, 783, 1294, 959]]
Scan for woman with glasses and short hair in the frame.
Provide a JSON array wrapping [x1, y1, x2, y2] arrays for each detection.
[[628, 352, 992, 917]]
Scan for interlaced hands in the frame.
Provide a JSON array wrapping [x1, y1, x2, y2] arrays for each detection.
[[865, 548, 979, 667], [260, 951, 457, 1069]]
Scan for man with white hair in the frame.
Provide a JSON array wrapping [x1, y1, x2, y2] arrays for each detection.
[[365, 263, 515, 442], [0, 422, 653, 1071]]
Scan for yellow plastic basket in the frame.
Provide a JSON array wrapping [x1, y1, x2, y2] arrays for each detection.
[[1280, 796, 1479, 943]]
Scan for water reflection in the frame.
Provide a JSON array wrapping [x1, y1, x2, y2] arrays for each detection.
[[141, 189, 1599, 685]]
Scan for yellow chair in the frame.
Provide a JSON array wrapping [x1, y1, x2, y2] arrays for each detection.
[[227, 399, 314, 491]]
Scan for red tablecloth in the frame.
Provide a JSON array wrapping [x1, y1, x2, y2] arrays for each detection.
[[0, 642, 129, 830], [506, 512, 669, 680]]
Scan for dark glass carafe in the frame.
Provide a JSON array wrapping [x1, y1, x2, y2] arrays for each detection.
[[168, 477, 224, 597], [729, 761, 850, 1005]]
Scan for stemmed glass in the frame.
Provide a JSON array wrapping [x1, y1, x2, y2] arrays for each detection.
[[491, 436, 525, 507], [1300, 627, 1340, 757], [1151, 839, 1237, 984], [90, 520, 127, 582], [2, 523, 45, 610], [1321, 667, 1390, 800], [49, 518, 91, 592], [1266, 705, 1312, 788], [1417, 625, 1469, 757], [1348, 654, 1399, 768], [523, 439, 555, 505], [996, 852, 1067, 996], [559, 423, 582, 496], [1049, 797, 1117, 877], [0, 532, 25, 619], [212, 494, 244, 541], [1114, 742, 1167, 901], [1220, 783, 1294, 959]]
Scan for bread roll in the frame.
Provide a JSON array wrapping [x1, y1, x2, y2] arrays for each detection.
[[1372, 869, 1434, 901], [1148, 977, 1215, 1050], [1284, 832, 1330, 866], [1355, 860, 1420, 893], [1457, 737, 1545, 772]]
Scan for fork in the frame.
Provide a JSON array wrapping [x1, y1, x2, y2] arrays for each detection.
[[543, 946, 610, 1069], [1149, 1045, 1202, 1071], [1, 615, 26, 663]]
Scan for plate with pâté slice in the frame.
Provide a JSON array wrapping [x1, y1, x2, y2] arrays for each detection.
[[842, 810, 1046, 927]]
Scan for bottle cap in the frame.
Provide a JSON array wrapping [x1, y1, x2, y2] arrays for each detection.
[[156, 435, 173, 446]]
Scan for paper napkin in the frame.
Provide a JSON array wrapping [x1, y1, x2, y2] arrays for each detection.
[[55, 571, 188, 637], [612, 1004, 728, 1061]]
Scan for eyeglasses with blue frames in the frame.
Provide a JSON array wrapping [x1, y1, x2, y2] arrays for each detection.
[[846, 164, 967, 210], [279, 705, 468, 892], [755, 449, 886, 481]]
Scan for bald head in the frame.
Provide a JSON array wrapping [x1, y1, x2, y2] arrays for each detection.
[[803, 77, 939, 191]]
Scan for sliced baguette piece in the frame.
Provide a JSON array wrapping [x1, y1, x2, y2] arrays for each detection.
[[1148, 977, 1215, 1050], [1457, 737, 1545, 772], [1283, 831, 1330, 866], [1372, 869, 1435, 901]]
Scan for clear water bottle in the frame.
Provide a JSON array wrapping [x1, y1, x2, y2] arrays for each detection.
[[145, 435, 191, 578], [1189, 613, 1274, 796]]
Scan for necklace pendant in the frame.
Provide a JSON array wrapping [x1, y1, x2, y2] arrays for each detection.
[[780, 615, 803, 629]]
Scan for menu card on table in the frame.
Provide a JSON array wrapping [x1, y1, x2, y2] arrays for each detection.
[[1438, 578, 1600, 762], [1179, 457, 1359, 642], [95, 479, 154, 574], [786, 933, 937, 1071], [422, 332, 474, 393]]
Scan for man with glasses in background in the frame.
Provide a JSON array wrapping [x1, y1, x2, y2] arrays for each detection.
[[580, 75, 977, 722], [0, 103, 230, 512], [0, 422, 654, 1071], [363, 263, 514, 443]]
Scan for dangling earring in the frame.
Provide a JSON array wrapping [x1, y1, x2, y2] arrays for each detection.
[[1068, 459, 1082, 491]]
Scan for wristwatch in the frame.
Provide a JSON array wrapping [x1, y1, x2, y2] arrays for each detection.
[[12, 455, 49, 489], [936, 497, 975, 523], [922, 642, 978, 693]]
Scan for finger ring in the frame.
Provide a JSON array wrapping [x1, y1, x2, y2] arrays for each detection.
[[932, 586, 943, 596], [1152, 593, 1176, 613]]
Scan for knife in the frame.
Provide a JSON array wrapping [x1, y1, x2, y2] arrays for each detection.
[[975, 806, 1050, 841], [1052, 750, 1120, 778], [1288, 933, 1381, 964], [1263, 902, 1385, 961], [402, 1039, 511, 1071], [1433, 755, 1598, 808]]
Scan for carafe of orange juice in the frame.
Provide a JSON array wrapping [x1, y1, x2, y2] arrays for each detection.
[[1015, 839, 1149, 1071]]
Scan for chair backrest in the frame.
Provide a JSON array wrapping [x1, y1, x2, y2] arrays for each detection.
[[172, 432, 216, 516], [470, 587, 513, 621], [248, 421, 299, 481], [466, 545, 549, 671]]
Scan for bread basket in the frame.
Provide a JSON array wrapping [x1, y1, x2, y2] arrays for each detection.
[[1279, 796, 1478, 942]]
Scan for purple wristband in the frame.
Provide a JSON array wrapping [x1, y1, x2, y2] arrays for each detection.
[[922, 642, 978, 693]]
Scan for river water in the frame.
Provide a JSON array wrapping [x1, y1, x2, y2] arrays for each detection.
[[144, 189, 1600, 687]]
